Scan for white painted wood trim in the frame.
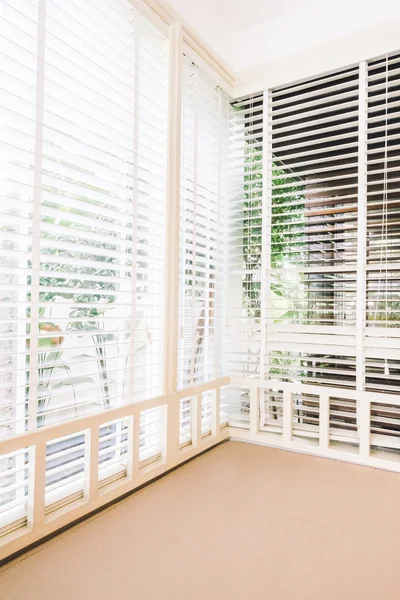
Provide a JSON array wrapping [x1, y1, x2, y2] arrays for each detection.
[[230, 430, 400, 474], [282, 390, 292, 444], [261, 89, 272, 379], [213, 388, 221, 436], [0, 377, 230, 561], [84, 427, 99, 503], [235, 19, 400, 97], [131, 0, 400, 101], [27, 442, 46, 530], [356, 61, 367, 393], [359, 394, 371, 459], [28, 0, 47, 430], [319, 392, 330, 451], [163, 22, 183, 395], [0, 378, 231, 456], [132, 0, 234, 94], [228, 377, 400, 473], [249, 387, 259, 437], [4, 374, 400, 563], [2, 430, 230, 562]]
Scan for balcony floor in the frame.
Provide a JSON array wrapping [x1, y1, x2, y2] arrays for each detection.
[[1, 440, 400, 599]]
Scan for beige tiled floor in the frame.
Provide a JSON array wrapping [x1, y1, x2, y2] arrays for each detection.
[[1, 441, 400, 599]]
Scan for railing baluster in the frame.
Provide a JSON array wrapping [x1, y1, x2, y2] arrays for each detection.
[[319, 392, 329, 450], [359, 395, 371, 458], [250, 386, 259, 437], [27, 441, 46, 530], [166, 398, 180, 462], [126, 416, 135, 481], [0, 379, 230, 562], [192, 394, 202, 446], [2, 376, 400, 564], [132, 413, 141, 479], [282, 390, 292, 443], [212, 387, 221, 435], [84, 427, 99, 503]]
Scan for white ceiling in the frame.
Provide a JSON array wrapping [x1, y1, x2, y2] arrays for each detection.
[[166, 0, 400, 75], [211, 0, 305, 30]]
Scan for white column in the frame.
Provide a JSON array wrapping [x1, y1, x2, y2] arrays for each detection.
[[28, 0, 47, 430], [319, 391, 330, 450], [84, 426, 99, 503], [27, 441, 46, 530], [249, 386, 259, 437], [163, 22, 183, 394], [356, 62, 367, 393], [128, 14, 141, 404], [261, 90, 272, 380], [282, 389, 293, 443], [356, 62, 367, 445]]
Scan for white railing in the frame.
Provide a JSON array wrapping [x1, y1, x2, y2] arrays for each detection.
[[2, 374, 400, 562], [229, 376, 400, 472], [0, 377, 230, 561]]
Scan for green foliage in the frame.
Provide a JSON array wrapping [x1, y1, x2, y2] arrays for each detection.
[[26, 192, 128, 422], [242, 144, 305, 322]]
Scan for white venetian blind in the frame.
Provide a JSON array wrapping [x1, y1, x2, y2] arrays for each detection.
[[177, 56, 229, 388], [228, 69, 363, 440], [366, 52, 400, 447], [265, 68, 361, 441], [0, 0, 38, 440], [266, 67, 360, 391], [0, 0, 168, 435], [229, 94, 264, 379]]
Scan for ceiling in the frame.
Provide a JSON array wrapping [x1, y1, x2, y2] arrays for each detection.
[[166, 0, 400, 75], [208, 0, 305, 30]]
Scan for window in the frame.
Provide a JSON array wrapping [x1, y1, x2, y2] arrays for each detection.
[[230, 54, 400, 441], [178, 56, 229, 388], [229, 94, 264, 379], [0, 0, 169, 437], [267, 67, 359, 391], [366, 53, 400, 447], [366, 53, 400, 394]]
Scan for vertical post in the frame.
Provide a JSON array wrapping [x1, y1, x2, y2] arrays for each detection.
[[212, 387, 221, 435], [27, 441, 46, 530], [192, 394, 202, 446], [282, 389, 292, 443], [132, 413, 141, 478], [356, 61, 367, 437], [84, 427, 98, 503], [227, 100, 245, 378], [359, 393, 371, 458], [261, 90, 272, 380], [126, 416, 135, 480], [356, 62, 367, 392], [249, 386, 259, 437], [166, 397, 180, 464], [213, 89, 225, 381], [128, 16, 140, 404], [28, 0, 47, 430], [12, 159, 29, 503], [319, 391, 330, 450], [163, 22, 183, 394], [160, 404, 168, 463], [188, 67, 199, 388]]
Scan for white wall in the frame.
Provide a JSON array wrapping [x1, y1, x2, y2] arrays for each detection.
[[167, 0, 400, 96], [235, 8, 400, 95], [232, 0, 400, 73]]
